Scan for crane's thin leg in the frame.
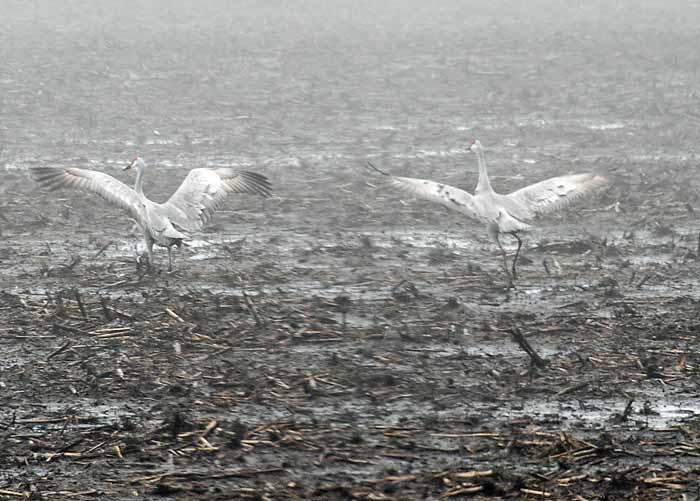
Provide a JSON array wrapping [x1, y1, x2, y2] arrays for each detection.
[[146, 236, 156, 274], [511, 232, 523, 280], [495, 234, 514, 289]]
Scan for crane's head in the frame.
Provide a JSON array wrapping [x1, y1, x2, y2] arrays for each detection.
[[468, 139, 483, 153], [124, 157, 147, 171]]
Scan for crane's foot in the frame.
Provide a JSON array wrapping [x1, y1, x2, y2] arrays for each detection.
[[500, 265, 516, 290], [136, 253, 149, 272], [136, 253, 159, 275]]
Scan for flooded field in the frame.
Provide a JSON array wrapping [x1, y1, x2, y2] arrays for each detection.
[[2, 0, 700, 499]]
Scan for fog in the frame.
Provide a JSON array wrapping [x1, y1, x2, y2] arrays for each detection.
[[1, 0, 699, 169]]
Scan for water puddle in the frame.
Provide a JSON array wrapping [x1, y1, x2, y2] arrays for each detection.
[[200, 281, 391, 302], [586, 122, 626, 130], [6, 399, 142, 433], [497, 397, 700, 430], [460, 340, 573, 359]]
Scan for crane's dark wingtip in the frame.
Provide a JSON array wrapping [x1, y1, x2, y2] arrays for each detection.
[[238, 171, 272, 197], [30, 167, 66, 189], [30, 167, 55, 180], [365, 160, 391, 177]]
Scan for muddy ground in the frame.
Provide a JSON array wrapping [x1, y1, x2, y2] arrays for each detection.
[[3, 1, 700, 499]]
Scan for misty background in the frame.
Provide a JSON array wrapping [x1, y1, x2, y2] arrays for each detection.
[[1, 0, 699, 207]]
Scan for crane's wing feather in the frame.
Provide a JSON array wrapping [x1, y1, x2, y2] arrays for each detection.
[[386, 176, 484, 222], [160, 168, 271, 232], [506, 173, 608, 218], [32, 167, 142, 219]]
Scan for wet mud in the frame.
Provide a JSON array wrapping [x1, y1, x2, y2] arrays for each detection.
[[3, 1, 700, 499]]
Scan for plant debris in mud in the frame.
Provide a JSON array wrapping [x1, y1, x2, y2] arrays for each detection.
[[4, 2, 700, 499]]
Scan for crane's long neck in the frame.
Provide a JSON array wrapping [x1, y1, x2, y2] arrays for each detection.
[[474, 144, 493, 195], [134, 164, 145, 196]]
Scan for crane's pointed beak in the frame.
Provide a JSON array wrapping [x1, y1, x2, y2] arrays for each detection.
[[124, 161, 134, 171]]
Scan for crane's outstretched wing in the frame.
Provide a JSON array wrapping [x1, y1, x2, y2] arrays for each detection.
[[505, 173, 608, 219], [366, 161, 482, 222], [160, 168, 271, 232], [32, 167, 142, 219]]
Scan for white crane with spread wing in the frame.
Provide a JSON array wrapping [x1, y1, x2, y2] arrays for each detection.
[[33, 157, 271, 271], [368, 140, 608, 286]]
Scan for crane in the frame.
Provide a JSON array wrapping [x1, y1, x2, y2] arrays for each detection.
[[367, 140, 608, 287], [33, 157, 271, 272]]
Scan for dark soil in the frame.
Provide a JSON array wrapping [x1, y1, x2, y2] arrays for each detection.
[[2, 1, 700, 499]]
